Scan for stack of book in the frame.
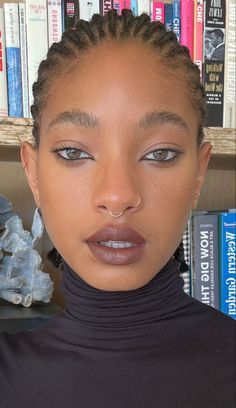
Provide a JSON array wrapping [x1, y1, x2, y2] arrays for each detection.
[[0, 0, 235, 127], [181, 209, 236, 320]]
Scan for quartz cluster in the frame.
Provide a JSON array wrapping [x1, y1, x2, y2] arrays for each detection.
[[0, 193, 53, 307]]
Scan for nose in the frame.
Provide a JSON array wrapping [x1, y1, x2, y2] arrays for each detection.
[[92, 161, 141, 217]]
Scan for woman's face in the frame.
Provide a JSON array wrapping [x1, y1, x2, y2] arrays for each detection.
[[22, 41, 211, 290]]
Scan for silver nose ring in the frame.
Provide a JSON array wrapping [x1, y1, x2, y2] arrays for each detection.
[[108, 196, 141, 218]]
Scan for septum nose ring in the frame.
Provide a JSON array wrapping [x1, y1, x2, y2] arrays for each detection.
[[108, 196, 141, 218]]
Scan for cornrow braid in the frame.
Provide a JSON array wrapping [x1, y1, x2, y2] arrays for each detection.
[[31, 8, 205, 147]]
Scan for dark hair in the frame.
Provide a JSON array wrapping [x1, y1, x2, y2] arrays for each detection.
[[33, 9, 199, 272], [210, 29, 224, 40], [32, 8, 205, 148]]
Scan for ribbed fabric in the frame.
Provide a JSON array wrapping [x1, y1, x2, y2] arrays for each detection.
[[0, 258, 235, 408]]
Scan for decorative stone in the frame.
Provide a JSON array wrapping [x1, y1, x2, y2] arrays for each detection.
[[0, 194, 54, 307]]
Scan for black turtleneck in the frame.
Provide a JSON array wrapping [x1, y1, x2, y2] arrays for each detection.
[[0, 258, 235, 408]]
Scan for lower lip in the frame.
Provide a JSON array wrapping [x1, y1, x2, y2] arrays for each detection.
[[86, 242, 146, 265]]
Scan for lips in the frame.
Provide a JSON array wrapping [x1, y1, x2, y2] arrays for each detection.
[[85, 226, 147, 266]]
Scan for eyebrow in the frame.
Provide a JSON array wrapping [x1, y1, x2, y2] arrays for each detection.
[[47, 109, 189, 133]]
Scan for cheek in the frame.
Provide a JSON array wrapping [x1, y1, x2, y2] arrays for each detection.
[[37, 164, 91, 243]]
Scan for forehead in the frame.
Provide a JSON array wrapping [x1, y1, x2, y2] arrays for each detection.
[[41, 40, 197, 135]]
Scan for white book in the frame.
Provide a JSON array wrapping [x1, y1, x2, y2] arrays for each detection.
[[223, 0, 236, 128], [79, 0, 100, 22], [0, 8, 8, 116], [19, 3, 30, 118], [137, 0, 150, 15], [47, 0, 62, 47], [25, 0, 48, 109], [4, 3, 23, 117]]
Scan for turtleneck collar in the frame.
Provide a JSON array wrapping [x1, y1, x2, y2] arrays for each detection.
[[60, 258, 188, 344]]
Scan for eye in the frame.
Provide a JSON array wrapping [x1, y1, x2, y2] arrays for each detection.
[[51, 146, 94, 161], [142, 148, 182, 162]]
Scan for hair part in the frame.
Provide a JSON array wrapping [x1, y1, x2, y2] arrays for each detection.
[[31, 8, 205, 148]]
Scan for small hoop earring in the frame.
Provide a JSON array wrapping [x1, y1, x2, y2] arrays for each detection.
[[108, 196, 141, 218]]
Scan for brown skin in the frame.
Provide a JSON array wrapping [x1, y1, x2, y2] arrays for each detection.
[[21, 41, 211, 291]]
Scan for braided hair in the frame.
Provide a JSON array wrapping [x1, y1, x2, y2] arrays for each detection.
[[32, 9, 204, 272]]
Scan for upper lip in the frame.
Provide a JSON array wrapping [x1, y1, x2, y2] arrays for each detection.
[[86, 226, 146, 245]]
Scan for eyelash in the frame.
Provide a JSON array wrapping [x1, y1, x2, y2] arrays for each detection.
[[50, 145, 182, 164]]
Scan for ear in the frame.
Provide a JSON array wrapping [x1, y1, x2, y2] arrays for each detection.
[[192, 141, 212, 209], [20, 142, 40, 207]]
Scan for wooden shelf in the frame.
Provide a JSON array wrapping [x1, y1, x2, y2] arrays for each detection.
[[0, 116, 235, 157]]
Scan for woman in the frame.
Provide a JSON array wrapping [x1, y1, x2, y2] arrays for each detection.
[[0, 9, 235, 408]]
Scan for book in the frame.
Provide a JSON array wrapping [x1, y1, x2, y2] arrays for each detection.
[[151, 1, 164, 23], [119, 0, 131, 14], [191, 211, 220, 310], [3, 3, 23, 118], [180, 0, 194, 59], [19, 3, 30, 118], [182, 217, 192, 295], [79, 0, 100, 21], [130, 0, 138, 16], [62, 0, 79, 31], [193, 0, 204, 79], [0, 7, 8, 116], [203, 0, 226, 127], [100, 0, 113, 15], [47, 0, 62, 47], [25, 0, 48, 110], [172, 0, 181, 42], [137, 0, 150, 15], [219, 210, 236, 319], [164, 2, 173, 31], [223, 0, 236, 128]]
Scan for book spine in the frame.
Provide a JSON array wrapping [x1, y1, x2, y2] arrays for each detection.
[[193, 0, 204, 79], [79, 0, 100, 21], [47, 0, 62, 47], [0, 8, 8, 116], [4, 3, 23, 118], [119, 0, 131, 13], [26, 0, 48, 109], [180, 0, 194, 59], [223, 0, 236, 128], [164, 3, 173, 31], [182, 217, 192, 295], [131, 0, 138, 16], [220, 211, 236, 319], [19, 3, 30, 118], [63, 0, 79, 30], [203, 0, 226, 127], [172, 0, 181, 42], [192, 212, 220, 309], [100, 0, 113, 15], [113, 0, 120, 13], [137, 0, 150, 15], [151, 1, 165, 23]]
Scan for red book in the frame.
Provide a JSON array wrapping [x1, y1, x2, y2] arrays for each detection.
[[119, 0, 131, 13], [151, 1, 165, 23], [180, 0, 194, 59], [193, 0, 204, 79]]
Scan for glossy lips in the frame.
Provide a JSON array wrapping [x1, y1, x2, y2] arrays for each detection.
[[85, 226, 147, 265]]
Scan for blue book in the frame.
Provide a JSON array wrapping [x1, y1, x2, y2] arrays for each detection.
[[191, 211, 220, 310], [131, 0, 138, 16], [164, 3, 173, 31], [172, 0, 181, 42], [4, 3, 23, 118], [220, 211, 236, 319]]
